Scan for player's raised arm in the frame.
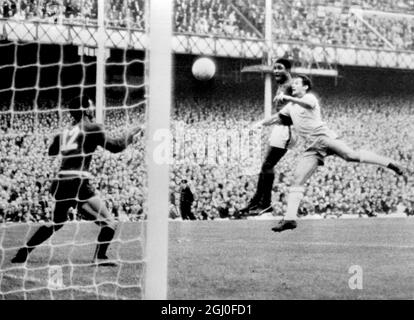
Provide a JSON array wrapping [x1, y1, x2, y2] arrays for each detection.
[[277, 93, 316, 110], [124, 125, 143, 145], [100, 125, 142, 153]]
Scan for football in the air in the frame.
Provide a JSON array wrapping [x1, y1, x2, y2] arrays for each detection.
[[192, 57, 216, 81]]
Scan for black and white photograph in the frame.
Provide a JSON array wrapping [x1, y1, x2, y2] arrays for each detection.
[[0, 0, 413, 306]]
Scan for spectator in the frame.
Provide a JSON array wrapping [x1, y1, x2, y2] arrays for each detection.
[[179, 179, 196, 220]]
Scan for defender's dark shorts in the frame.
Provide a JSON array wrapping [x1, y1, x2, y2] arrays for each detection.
[[50, 176, 96, 223]]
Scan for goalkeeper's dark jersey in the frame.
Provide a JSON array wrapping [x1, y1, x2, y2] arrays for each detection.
[[48, 120, 127, 174]]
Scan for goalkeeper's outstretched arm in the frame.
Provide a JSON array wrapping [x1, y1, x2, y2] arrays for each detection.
[[101, 125, 142, 153]]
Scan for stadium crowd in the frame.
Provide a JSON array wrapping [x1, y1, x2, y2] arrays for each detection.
[[0, 0, 145, 28], [1, 90, 413, 223], [271, 1, 414, 51], [174, 0, 260, 38], [170, 92, 414, 220], [1, 0, 414, 51], [312, 0, 414, 14]]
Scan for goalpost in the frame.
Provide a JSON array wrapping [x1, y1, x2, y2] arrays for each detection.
[[0, 0, 171, 300], [144, 0, 172, 300], [264, 0, 273, 119]]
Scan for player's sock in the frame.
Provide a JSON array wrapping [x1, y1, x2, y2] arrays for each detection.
[[358, 150, 404, 175], [260, 172, 275, 208], [358, 150, 391, 167], [284, 186, 305, 220], [387, 163, 405, 176], [12, 225, 56, 263], [257, 147, 286, 207], [250, 173, 265, 205], [95, 226, 116, 259], [28, 224, 55, 243], [11, 247, 30, 263], [26, 224, 58, 251]]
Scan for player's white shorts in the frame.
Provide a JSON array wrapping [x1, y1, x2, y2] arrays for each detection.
[[269, 125, 297, 149]]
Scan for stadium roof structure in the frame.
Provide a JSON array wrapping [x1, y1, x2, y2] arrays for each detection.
[[241, 64, 339, 77], [2, 18, 414, 71]]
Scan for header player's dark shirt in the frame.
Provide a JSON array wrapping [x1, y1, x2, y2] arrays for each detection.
[[48, 120, 127, 173], [274, 81, 293, 112], [273, 79, 293, 126]]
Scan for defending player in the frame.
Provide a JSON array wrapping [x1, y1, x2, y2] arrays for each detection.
[[262, 75, 405, 232], [240, 58, 297, 215], [11, 94, 141, 265]]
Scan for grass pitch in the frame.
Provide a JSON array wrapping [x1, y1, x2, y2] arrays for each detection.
[[1, 217, 413, 299]]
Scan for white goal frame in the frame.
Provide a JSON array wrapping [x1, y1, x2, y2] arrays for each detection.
[[94, 0, 172, 299], [143, 0, 172, 300]]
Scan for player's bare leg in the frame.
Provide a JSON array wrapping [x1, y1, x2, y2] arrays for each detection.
[[80, 196, 117, 266], [324, 138, 406, 176], [272, 156, 319, 232]]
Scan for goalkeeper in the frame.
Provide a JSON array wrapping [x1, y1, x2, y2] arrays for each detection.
[[11, 94, 141, 266]]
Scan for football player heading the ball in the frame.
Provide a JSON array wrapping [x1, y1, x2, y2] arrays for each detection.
[[240, 58, 296, 216]]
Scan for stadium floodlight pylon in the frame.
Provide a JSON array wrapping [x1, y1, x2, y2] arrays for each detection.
[[0, 0, 171, 300]]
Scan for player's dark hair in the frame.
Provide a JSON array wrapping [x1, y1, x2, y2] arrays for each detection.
[[274, 58, 291, 71], [296, 74, 312, 92], [68, 94, 91, 122]]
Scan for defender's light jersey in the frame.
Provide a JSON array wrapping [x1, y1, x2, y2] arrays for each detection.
[[279, 93, 337, 145]]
